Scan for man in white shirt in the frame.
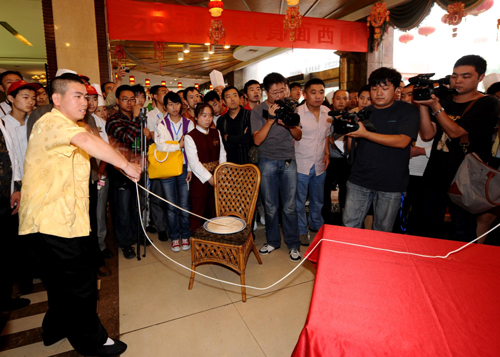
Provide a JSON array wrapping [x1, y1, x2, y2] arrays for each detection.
[[295, 79, 331, 246], [0, 71, 23, 119]]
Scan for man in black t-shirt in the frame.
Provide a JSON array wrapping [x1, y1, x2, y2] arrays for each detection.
[[417, 55, 499, 241], [342, 68, 420, 232]]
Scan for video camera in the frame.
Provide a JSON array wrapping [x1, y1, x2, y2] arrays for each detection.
[[328, 109, 376, 135], [274, 98, 300, 127], [408, 73, 457, 101]]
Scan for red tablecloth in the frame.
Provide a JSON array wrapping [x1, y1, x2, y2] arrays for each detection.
[[292, 225, 500, 357]]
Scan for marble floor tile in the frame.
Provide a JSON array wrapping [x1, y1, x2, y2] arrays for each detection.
[[234, 281, 315, 357], [120, 304, 265, 357], [20, 291, 47, 304], [0, 339, 73, 357], [119, 255, 232, 334], [1, 314, 44, 337]]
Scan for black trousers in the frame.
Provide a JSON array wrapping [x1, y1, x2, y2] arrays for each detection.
[[27, 233, 108, 353], [149, 179, 168, 232], [322, 157, 350, 222]]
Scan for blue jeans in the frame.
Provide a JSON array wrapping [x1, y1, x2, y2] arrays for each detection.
[[161, 165, 191, 240], [343, 181, 403, 232], [296, 165, 325, 235], [258, 157, 300, 250]]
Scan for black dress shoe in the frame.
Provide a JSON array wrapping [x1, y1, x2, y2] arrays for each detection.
[[102, 248, 114, 259], [97, 265, 112, 277], [158, 231, 169, 242], [146, 226, 157, 234], [80, 338, 128, 357], [41, 330, 66, 346], [122, 246, 136, 259], [1, 298, 30, 311]]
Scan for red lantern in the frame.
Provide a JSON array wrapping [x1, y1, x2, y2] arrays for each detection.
[[399, 33, 414, 44], [208, 0, 224, 17], [195, 83, 199, 89], [178, 82, 182, 89], [145, 78, 151, 86], [468, 0, 494, 16], [129, 76, 135, 85], [210, 84, 213, 90], [161, 81, 166, 86], [418, 26, 435, 37]]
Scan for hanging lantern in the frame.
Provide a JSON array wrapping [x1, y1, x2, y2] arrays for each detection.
[[115, 73, 118, 80], [418, 26, 435, 37], [284, 6, 302, 44], [209, 45, 215, 54], [113, 44, 126, 66], [209, 19, 226, 45], [473, 37, 488, 44], [286, 0, 299, 5], [129, 76, 135, 85], [161, 80, 166, 86], [183, 44, 190, 53], [145, 78, 151, 87], [367, 2, 390, 52], [468, 0, 494, 16], [208, 0, 224, 17], [210, 84, 213, 90], [195, 83, 199, 89], [203, 52, 210, 60], [178, 52, 184, 61], [399, 33, 414, 44], [178, 82, 182, 89]]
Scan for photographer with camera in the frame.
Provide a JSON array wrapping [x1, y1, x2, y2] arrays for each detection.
[[417, 55, 499, 241], [251, 72, 302, 262], [342, 67, 420, 232]]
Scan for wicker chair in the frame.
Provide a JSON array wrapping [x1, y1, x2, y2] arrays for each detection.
[[188, 162, 262, 302]]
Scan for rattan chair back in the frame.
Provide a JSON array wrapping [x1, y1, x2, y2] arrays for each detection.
[[214, 162, 261, 226]]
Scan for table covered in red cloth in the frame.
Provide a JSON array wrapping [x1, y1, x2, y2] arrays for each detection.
[[292, 225, 500, 357]]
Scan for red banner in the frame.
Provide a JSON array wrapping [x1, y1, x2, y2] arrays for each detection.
[[107, 0, 368, 52]]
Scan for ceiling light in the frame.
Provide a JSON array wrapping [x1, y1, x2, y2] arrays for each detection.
[[183, 44, 190, 53], [224, 44, 230, 49], [178, 52, 184, 61], [209, 45, 215, 54], [204, 42, 210, 46], [204, 52, 210, 60]]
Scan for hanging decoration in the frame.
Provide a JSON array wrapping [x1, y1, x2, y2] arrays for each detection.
[[129, 76, 135, 85], [286, 0, 299, 5], [399, 33, 414, 44], [113, 44, 126, 67], [178, 82, 182, 89], [209, 19, 226, 45], [161, 80, 166, 86], [145, 78, 150, 86], [208, 0, 224, 17], [153, 41, 165, 71], [417, 26, 435, 37], [468, 0, 493, 16], [367, 2, 390, 52], [195, 83, 199, 89], [283, 6, 302, 46], [442, 2, 467, 38]]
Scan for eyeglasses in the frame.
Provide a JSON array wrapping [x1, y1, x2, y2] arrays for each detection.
[[119, 97, 136, 103], [268, 89, 286, 96]]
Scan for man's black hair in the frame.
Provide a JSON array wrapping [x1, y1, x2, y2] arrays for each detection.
[[289, 82, 302, 90], [454, 55, 487, 76], [163, 91, 182, 106], [333, 89, 348, 98], [116, 85, 134, 99], [150, 85, 168, 97], [184, 86, 200, 97], [101, 81, 113, 94], [368, 67, 402, 89], [221, 86, 238, 100], [51, 73, 84, 96], [178, 89, 184, 95], [487, 82, 500, 95], [8, 86, 36, 99], [244, 79, 260, 96], [238, 90, 245, 97], [131, 84, 146, 96], [357, 85, 371, 97], [263, 73, 287, 92], [0, 70, 23, 85], [347, 88, 358, 94], [304, 78, 325, 92], [204, 90, 220, 103]]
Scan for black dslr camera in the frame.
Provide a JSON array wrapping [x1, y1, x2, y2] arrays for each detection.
[[409, 73, 457, 101], [328, 109, 376, 135], [274, 98, 300, 127]]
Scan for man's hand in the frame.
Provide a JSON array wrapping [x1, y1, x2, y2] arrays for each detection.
[[224, 134, 228, 141], [346, 121, 368, 139], [268, 103, 280, 118], [186, 171, 192, 182], [11, 191, 20, 215], [124, 162, 142, 181], [208, 176, 214, 186], [322, 153, 330, 169], [179, 136, 185, 148], [144, 127, 151, 140], [410, 146, 426, 158], [133, 104, 142, 118], [414, 94, 441, 111], [116, 68, 127, 81]]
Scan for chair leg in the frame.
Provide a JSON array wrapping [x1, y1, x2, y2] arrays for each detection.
[[188, 264, 196, 290], [252, 244, 262, 264], [240, 273, 246, 302]]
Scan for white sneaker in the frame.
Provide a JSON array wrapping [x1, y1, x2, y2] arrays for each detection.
[[181, 238, 191, 251], [259, 216, 266, 226], [171, 240, 181, 252], [253, 220, 257, 230], [289, 248, 301, 262], [259, 244, 276, 255]]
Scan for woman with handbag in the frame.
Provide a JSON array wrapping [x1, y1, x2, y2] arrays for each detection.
[[155, 92, 194, 252], [184, 103, 227, 232]]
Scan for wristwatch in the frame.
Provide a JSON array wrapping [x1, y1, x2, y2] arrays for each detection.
[[432, 107, 445, 116]]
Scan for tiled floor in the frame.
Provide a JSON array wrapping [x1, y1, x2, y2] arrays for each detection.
[[119, 225, 317, 357]]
